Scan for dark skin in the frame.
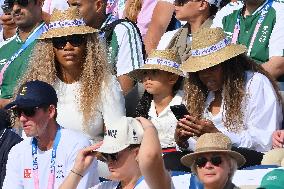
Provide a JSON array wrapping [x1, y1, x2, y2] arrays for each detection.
[[175, 65, 223, 148]]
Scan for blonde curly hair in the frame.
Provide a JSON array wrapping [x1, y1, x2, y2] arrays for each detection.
[[184, 54, 281, 133], [17, 33, 111, 130]]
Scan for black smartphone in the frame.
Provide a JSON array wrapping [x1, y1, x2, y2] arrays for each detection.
[[170, 104, 189, 120], [1, 3, 12, 15]]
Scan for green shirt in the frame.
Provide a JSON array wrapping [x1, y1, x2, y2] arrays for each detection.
[[0, 34, 36, 99]]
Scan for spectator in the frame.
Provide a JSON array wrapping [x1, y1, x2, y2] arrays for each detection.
[[132, 49, 184, 149], [68, 0, 144, 96], [18, 7, 125, 144], [181, 133, 246, 189], [3, 80, 99, 188], [0, 0, 46, 108], [59, 117, 172, 189], [212, 0, 284, 82], [144, 0, 175, 55], [0, 109, 22, 188], [272, 130, 284, 149], [175, 28, 282, 156], [0, 0, 69, 42], [157, 0, 221, 62]]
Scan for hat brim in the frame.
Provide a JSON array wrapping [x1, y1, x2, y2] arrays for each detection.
[[181, 150, 246, 168], [96, 143, 130, 154], [129, 64, 186, 80], [38, 26, 98, 39], [181, 44, 247, 72], [5, 99, 42, 110]]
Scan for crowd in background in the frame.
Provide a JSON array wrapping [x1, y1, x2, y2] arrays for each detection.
[[0, 0, 284, 188]]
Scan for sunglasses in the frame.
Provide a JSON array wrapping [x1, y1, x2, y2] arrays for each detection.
[[12, 105, 48, 117], [7, 0, 31, 8], [101, 152, 119, 162], [195, 156, 222, 168], [52, 35, 86, 49], [174, 0, 200, 6]]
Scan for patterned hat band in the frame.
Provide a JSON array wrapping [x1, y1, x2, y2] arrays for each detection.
[[146, 57, 180, 69], [191, 38, 231, 57], [46, 19, 86, 30]]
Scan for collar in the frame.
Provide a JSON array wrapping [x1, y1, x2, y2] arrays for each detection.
[[149, 90, 184, 118], [15, 22, 45, 43], [242, 0, 269, 16]]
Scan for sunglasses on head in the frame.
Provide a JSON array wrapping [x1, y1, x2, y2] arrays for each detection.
[[12, 105, 48, 117], [195, 156, 222, 168], [52, 35, 86, 49], [174, 0, 199, 6], [7, 0, 31, 8]]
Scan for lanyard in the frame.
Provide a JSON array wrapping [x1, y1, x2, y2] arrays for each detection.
[[231, 0, 273, 56], [32, 127, 61, 189], [0, 22, 47, 86]]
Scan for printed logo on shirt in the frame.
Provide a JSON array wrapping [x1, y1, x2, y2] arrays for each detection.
[[133, 129, 138, 142], [105, 129, 118, 138], [259, 26, 269, 43], [0, 59, 7, 65], [24, 169, 32, 179], [56, 164, 65, 179]]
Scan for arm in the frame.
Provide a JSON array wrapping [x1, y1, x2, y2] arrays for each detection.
[[59, 143, 102, 189], [136, 117, 171, 189], [117, 74, 135, 95], [144, 1, 174, 55], [262, 57, 284, 80], [0, 98, 11, 109]]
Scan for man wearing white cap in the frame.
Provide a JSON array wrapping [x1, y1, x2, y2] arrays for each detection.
[[157, 0, 222, 62]]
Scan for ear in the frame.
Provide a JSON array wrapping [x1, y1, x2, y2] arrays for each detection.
[[48, 105, 57, 119], [199, 1, 209, 11], [168, 74, 179, 85], [95, 0, 105, 13]]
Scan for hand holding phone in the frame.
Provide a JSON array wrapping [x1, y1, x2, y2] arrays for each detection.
[[170, 104, 189, 120], [1, 3, 12, 15]]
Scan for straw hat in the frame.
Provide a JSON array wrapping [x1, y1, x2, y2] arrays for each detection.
[[129, 49, 185, 80], [181, 28, 247, 72], [181, 133, 246, 168], [39, 7, 98, 39]]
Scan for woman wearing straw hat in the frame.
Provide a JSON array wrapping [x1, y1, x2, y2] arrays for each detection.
[[175, 28, 282, 158], [17, 7, 125, 144], [59, 116, 172, 189], [181, 132, 246, 189]]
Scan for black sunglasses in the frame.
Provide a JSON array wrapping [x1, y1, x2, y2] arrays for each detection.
[[174, 0, 199, 6], [12, 104, 49, 117], [195, 156, 222, 168], [101, 152, 119, 162], [52, 35, 86, 49], [7, 0, 31, 8]]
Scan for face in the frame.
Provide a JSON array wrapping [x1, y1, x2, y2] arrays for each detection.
[[53, 34, 86, 71], [102, 147, 139, 181], [174, 0, 205, 21], [197, 64, 223, 92], [195, 153, 231, 188], [142, 70, 178, 95], [14, 105, 55, 137], [68, 0, 101, 28], [10, 0, 42, 29]]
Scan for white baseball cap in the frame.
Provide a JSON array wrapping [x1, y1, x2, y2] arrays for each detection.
[[96, 116, 144, 154]]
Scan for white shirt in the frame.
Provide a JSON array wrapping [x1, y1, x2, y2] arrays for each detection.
[[55, 76, 126, 143], [3, 128, 99, 189], [186, 71, 283, 152], [149, 90, 183, 148]]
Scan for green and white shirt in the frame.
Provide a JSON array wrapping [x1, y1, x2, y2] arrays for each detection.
[[212, 0, 284, 64], [102, 16, 144, 76], [0, 33, 36, 99]]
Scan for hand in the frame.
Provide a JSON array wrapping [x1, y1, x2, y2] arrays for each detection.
[[72, 141, 103, 175], [0, 14, 16, 39], [136, 117, 155, 130], [178, 115, 219, 137], [272, 130, 284, 149]]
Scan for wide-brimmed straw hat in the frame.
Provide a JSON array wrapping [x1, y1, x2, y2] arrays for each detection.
[[181, 133, 246, 168], [181, 28, 247, 72], [129, 49, 185, 80], [39, 7, 98, 39]]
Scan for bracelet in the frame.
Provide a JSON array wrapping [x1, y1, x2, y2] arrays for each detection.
[[71, 169, 83, 178]]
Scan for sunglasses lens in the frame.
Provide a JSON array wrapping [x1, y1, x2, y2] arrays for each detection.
[[211, 156, 222, 166], [68, 35, 85, 47], [195, 157, 208, 168], [52, 35, 85, 49], [52, 38, 67, 49], [101, 153, 118, 162], [13, 107, 37, 117]]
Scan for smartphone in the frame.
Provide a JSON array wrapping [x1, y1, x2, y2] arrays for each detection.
[[170, 104, 189, 120]]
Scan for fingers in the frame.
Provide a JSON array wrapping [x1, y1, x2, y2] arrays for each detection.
[[179, 118, 201, 136], [177, 121, 199, 136]]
